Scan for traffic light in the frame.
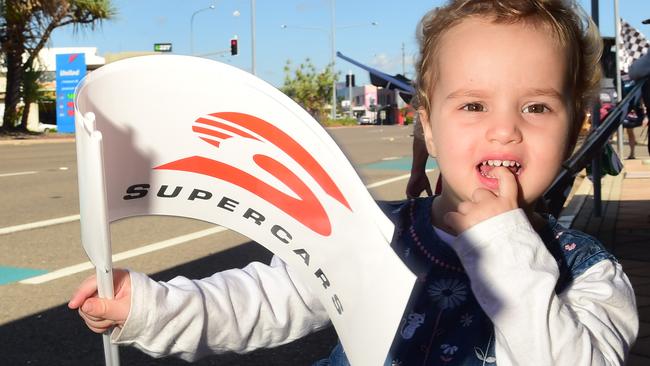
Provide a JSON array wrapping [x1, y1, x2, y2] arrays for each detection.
[[230, 38, 238, 56], [345, 74, 355, 87]]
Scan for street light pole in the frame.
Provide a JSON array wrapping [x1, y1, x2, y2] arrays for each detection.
[[190, 5, 215, 55], [330, 0, 336, 120], [281, 11, 377, 121], [251, 0, 256, 75]]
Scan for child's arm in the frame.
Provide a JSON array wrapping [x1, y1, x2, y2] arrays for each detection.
[[446, 168, 638, 365], [69, 257, 329, 361]]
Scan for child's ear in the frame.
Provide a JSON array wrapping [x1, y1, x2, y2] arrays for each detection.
[[418, 108, 437, 157]]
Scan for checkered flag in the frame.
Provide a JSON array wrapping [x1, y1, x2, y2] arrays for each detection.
[[620, 19, 649, 73]]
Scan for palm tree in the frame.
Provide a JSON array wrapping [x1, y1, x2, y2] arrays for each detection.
[[19, 64, 43, 129], [0, 0, 114, 133]]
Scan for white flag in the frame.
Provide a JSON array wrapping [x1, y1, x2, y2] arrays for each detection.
[[74, 55, 415, 366]]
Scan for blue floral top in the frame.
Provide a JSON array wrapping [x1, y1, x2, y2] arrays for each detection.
[[313, 197, 616, 366]]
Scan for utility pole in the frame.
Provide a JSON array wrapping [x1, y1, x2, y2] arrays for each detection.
[[401, 42, 406, 76]]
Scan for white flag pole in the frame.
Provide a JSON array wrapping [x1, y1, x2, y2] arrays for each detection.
[[614, 1, 624, 156], [74, 112, 120, 366]]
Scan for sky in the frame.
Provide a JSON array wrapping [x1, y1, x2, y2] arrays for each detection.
[[49, 0, 650, 88]]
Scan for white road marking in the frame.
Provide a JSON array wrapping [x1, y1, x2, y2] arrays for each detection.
[[0, 171, 37, 178], [365, 169, 435, 189], [11, 168, 431, 284], [20, 226, 228, 284], [2, 167, 425, 236], [0, 214, 81, 235], [365, 173, 412, 189]]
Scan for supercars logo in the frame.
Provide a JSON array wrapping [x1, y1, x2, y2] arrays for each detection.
[[155, 112, 351, 236]]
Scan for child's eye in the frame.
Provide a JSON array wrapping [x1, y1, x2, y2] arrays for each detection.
[[461, 103, 485, 112], [523, 104, 550, 113]]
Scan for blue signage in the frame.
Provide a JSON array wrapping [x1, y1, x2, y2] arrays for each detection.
[[55, 53, 86, 133]]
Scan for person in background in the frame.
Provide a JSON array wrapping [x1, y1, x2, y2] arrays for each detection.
[[629, 23, 650, 157], [621, 82, 645, 159], [406, 112, 434, 198]]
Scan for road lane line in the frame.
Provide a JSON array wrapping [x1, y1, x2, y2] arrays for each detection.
[[0, 171, 37, 178], [0, 214, 81, 235], [15, 168, 430, 284], [365, 173, 412, 189], [19, 226, 228, 284], [365, 169, 435, 189], [1, 167, 427, 236]]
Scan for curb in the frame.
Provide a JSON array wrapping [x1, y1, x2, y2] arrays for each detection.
[[558, 176, 593, 228], [0, 136, 75, 146]]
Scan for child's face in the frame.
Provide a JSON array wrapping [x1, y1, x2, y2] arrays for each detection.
[[420, 16, 572, 210]]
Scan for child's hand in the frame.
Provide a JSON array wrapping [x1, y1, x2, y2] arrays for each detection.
[[444, 167, 519, 233], [68, 269, 132, 334]]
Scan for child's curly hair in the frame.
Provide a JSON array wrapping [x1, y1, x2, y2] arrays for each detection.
[[415, 0, 603, 155]]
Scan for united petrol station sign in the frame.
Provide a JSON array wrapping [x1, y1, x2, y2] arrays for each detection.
[[55, 53, 86, 133]]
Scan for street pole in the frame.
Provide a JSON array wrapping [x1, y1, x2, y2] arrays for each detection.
[[401, 42, 405, 76], [190, 5, 215, 55], [614, 0, 624, 156], [251, 0, 256, 75], [330, 0, 337, 120], [591, 0, 602, 217], [280, 12, 376, 122]]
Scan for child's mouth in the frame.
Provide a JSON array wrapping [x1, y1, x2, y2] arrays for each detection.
[[477, 159, 522, 178]]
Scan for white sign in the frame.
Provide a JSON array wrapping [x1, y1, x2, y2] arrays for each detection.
[[74, 55, 415, 366]]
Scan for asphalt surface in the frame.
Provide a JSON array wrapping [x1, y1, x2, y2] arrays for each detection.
[[0, 125, 427, 365]]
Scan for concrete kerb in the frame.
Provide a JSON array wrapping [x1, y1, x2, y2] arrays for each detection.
[[558, 175, 593, 228], [0, 136, 75, 146]]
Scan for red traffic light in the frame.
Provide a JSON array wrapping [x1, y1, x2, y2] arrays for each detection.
[[230, 39, 238, 56]]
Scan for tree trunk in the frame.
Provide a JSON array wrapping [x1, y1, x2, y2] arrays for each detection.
[[2, 51, 23, 132], [20, 100, 31, 131]]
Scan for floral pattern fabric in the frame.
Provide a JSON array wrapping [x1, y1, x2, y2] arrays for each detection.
[[313, 197, 615, 366]]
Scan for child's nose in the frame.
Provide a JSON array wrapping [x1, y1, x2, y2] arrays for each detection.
[[485, 112, 523, 145]]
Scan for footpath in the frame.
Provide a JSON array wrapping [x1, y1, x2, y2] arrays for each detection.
[[564, 126, 650, 365]]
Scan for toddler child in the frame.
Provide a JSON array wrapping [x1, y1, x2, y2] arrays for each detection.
[[69, 1, 638, 364]]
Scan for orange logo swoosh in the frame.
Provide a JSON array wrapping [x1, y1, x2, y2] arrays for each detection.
[[155, 112, 351, 236]]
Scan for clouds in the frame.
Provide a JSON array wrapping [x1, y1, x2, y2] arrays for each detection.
[[371, 53, 393, 70], [370, 52, 415, 77], [295, 0, 327, 13], [154, 16, 168, 27]]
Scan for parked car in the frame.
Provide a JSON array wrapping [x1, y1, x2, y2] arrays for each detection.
[[33, 122, 57, 133], [357, 116, 372, 125]]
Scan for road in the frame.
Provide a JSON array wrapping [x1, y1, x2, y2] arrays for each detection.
[[0, 125, 437, 366]]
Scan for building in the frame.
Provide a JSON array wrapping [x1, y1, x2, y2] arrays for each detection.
[[337, 82, 410, 125]]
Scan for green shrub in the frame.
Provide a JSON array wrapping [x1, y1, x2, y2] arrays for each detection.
[[321, 117, 357, 127]]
